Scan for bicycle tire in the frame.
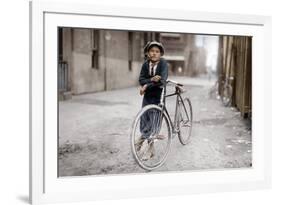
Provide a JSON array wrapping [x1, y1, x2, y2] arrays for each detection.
[[130, 105, 172, 171], [178, 97, 193, 145], [221, 84, 233, 107]]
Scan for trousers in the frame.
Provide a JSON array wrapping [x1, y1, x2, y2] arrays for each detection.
[[140, 96, 161, 139]]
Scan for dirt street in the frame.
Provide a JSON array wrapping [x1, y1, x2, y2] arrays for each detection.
[[58, 76, 251, 176]]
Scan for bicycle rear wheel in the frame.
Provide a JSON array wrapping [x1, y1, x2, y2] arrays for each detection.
[[130, 105, 172, 171], [178, 97, 193, 145]]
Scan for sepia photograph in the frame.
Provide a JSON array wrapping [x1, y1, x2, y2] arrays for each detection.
[[58, 28, 252, 176]]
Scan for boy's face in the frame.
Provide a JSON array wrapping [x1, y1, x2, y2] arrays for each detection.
[[148, 46, 161, 62]]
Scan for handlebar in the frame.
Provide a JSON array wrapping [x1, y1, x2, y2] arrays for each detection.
[[166, 80, 183, 87]]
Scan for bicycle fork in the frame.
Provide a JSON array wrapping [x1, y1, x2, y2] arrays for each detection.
[[172, 95, 181, 136]]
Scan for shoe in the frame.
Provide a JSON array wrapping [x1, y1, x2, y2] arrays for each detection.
[[142, 141, 155, 161], [135, 137, 145, 152]]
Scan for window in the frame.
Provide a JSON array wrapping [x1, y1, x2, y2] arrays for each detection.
[[128, 32, 133, 71], [144, 32, 160, 43], [91, 30, 99, 69], [58, 28, 63, 61]]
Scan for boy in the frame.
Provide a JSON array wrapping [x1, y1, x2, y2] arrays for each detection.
[[137, 41, 168, 160]]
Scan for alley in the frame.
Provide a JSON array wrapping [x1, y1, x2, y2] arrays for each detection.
[[58, 76, 252, 176]]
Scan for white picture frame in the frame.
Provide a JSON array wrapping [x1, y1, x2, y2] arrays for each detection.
[[29, 0, 272, 204]]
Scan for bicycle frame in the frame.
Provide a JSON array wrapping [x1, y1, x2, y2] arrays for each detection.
[[158, 81, 188, 135], [131, 80, 192, 170]]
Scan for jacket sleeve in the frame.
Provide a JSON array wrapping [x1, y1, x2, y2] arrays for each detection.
[[146, 59, 168, 89], [139, 63, 152, 86]]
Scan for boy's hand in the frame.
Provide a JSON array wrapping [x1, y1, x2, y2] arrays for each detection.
[[139, 84, 147, 95], [151, 75, 161, 82]]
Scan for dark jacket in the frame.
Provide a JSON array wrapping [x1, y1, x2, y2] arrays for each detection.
[[139, 58, 168, 100]]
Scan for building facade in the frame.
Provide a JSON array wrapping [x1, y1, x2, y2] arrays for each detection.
[[58, 28, 212, 100], [159, 33, 209, 77], [59, 28, 147, 99]]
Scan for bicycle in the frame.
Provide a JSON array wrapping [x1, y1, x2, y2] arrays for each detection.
[[130, 80, 193, 171], [208, 80, 219, 100], [220, 76, 234, 107]]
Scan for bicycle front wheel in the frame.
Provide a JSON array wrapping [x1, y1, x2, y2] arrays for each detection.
[[221, 84, 233, 106], [178, 97, 193, 145], [130, 105, 172, 171]]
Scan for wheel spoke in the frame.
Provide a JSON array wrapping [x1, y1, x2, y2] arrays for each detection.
[[131, 105, 171, 170], [178, 98, 192, 145]]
